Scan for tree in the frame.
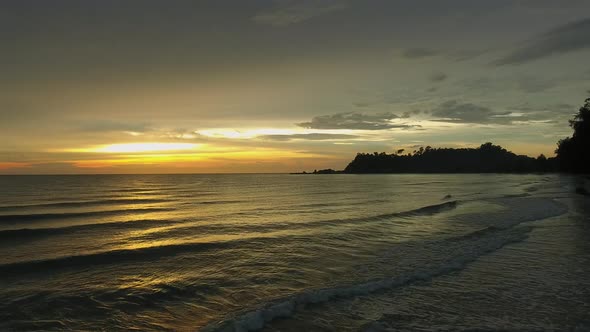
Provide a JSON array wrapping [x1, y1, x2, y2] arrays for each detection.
[[343, 143, 555, 173], [556, 98, 590, 173]]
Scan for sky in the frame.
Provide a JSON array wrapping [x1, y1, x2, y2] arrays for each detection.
[[1, 0, 589, 174]]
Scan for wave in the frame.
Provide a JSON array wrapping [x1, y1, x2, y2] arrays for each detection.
[[502, 193, 531, 198], [0, 198, 172, 211], [1, 281, 222, 316], [0, 217, 187, 242], [447, 225, 501, 242], [0, 207, 175, 223], [0, 205, 460, 275], [296, 199, 391, 209], [455, 197, 568, 229], [0, 239, 244, 276], [397, 200, 457, 216], [296, 200, 458, 227], [0, 224, 523, 324], [276, 201, 458, 228], [202, 197, 568, 332], [112, 201, 460, 241], [201, 225, 530, 332], [193, 200, 245, 205], [0, 201, 457, 242]]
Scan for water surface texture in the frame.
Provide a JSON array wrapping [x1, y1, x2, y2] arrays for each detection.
[[0, 174, 589, 331]]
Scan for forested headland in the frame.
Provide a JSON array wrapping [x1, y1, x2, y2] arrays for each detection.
[[306, 97, 590, 174]]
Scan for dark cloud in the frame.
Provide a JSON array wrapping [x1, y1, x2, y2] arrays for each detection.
[[430, 72, 448, 82], [494, 17, 590, 65], [298, 112, 413, 130], [260, 133, 359, 141], [431, 100, 514, 124], [402, 48, 438, 59]]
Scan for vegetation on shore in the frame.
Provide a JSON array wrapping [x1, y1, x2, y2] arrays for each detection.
[[343, 143, 555, 173], [300, 97, 589, 174], [555, 98, 590, 173]]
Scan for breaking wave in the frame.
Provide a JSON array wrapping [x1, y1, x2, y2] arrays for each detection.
[[202, 225, 531, 332], [202, 197, 567, 332]]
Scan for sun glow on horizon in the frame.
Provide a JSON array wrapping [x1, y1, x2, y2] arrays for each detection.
[[80, 142, 200, 153]]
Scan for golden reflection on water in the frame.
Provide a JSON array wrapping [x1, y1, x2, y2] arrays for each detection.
[[116, 229, 310, 252]]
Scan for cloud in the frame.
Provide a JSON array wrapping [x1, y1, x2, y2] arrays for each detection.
[[297, 111, 416, 130], [353, 102, 371, 108], [79, 120, 152, 133], [430, 72, 448, 82], [449, 49, 489, 61], [516, 77, 556, 93], [252, 0, 348, 27], [260, 133, 359, 141], [494, 17, 590, 65], [431, 100, 515, 124], [509, 103, 576, 123], [402, 110, 423, 118], [402, 48, 438, 59]]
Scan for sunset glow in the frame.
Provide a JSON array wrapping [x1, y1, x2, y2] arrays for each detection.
[[1, 1, 588, 174], [86, 143, 200, 154]]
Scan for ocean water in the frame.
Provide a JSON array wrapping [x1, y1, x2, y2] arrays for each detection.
[[0, 174, 589, 331]]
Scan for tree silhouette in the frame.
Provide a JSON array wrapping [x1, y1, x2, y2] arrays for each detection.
[[343, 142, 555, 173], [556, 98, 590, 173], [305, 99, 590, 175]]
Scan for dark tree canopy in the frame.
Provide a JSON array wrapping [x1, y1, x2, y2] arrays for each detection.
[[344, 143, 555, 174], [556, 98, 590, 173]]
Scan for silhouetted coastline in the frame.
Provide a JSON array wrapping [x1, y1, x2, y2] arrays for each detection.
[[299, 98, 589, 175], [343, 143, 556, 174]]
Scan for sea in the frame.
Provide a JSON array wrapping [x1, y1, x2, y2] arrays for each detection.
[[0, 174, 589, 331]]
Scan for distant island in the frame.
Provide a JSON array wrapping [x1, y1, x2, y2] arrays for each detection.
[[298, 97, 589, 174]]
